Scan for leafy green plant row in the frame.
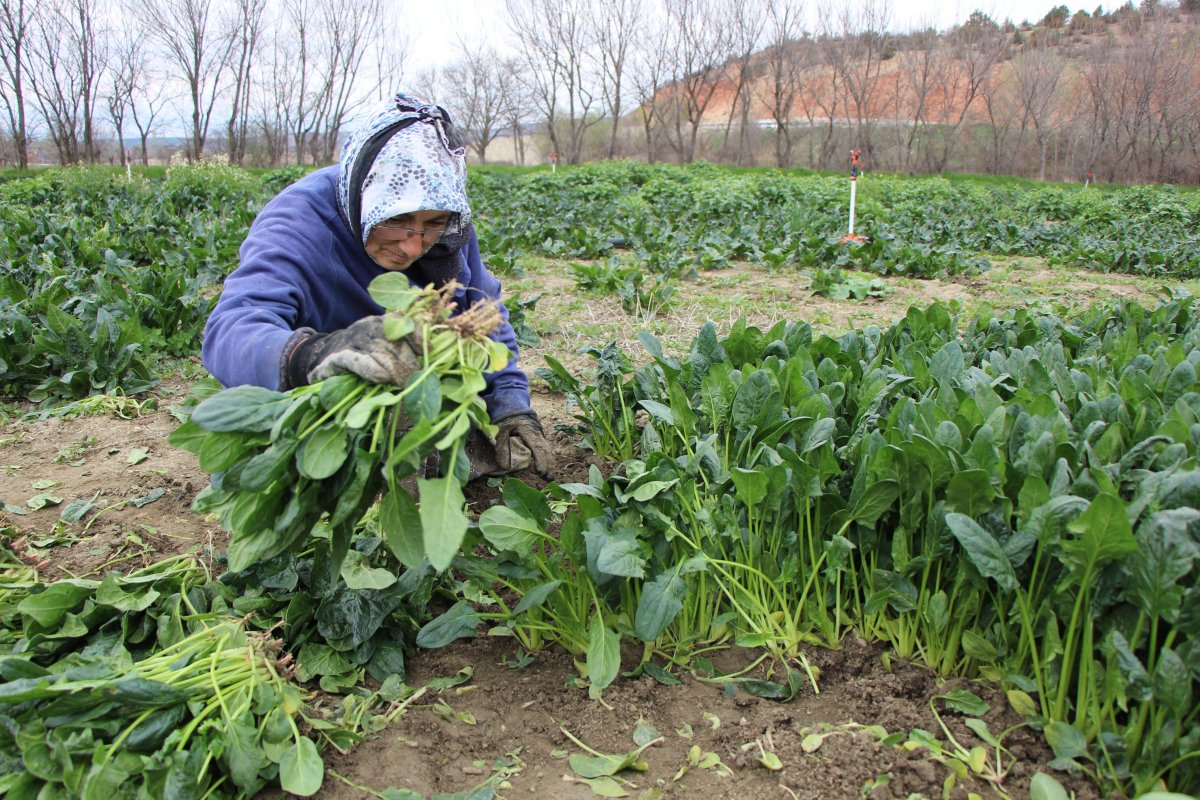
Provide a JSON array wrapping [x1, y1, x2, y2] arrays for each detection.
[[0, 165, 276, 402], [4, 162, 1195, 403], [450, 295, 1199, 796], [469, 162, 1200, 279]]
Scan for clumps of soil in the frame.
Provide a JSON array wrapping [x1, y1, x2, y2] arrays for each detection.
[[316, 636, 1100, 800]]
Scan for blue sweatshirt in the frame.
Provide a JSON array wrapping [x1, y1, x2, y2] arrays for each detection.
[[200, 166, 530, 421]]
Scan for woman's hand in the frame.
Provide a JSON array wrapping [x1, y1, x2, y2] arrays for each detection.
[[284, 316, 419, 388], [493, 411, 554, 479]]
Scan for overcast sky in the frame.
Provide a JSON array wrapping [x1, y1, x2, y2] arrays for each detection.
[[408, 0, 1092, 74]]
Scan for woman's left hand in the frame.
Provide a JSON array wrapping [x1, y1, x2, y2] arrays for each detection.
[[494, 411, 554, 479]]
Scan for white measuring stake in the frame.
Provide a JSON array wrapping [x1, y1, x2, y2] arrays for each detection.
[[848, 178, 858, 236]]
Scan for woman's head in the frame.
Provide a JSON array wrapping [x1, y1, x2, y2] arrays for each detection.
[[338, 92, 472, 274]]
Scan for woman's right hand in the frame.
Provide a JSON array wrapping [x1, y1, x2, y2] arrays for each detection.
[[284, 316, 419, 388]]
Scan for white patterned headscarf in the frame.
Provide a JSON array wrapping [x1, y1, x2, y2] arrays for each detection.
[[337, 92, 472, 250]]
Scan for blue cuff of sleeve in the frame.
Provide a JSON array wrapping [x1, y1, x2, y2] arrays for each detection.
[[485, 387, 531, 422]]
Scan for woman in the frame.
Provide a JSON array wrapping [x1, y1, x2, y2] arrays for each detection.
[[201, 92, 551, 478]]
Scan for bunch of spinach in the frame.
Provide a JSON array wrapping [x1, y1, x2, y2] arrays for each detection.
[[0, 554, 338, 798], [171, 276, 512, 578]]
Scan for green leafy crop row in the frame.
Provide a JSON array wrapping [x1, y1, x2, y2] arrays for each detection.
[[458, 295, 1200, 796], [0, 165, 275, 402], [469, 162, 1200, 280], [2, 163, 1196, 403]]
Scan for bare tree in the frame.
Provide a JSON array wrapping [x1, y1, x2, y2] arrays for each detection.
[[978, 63, 1018, 175], [309, 0, 383, 163], [818, 0, 892, 165], [755, 0, 806, 167], [1110, 27, 1163, 180], [803, 1, 849, 170], [249, 9, 295, 166], [507, 0, 600, 165], [441, 41, 509, 164], [128, 79, 167, 165], [0, 0, 33, 167], [591, 0, 640, 159], [367, 4, 410, 103], [629, 2, 673, 164], [499, 57, 532, 165], [661, 0, 732, 162], [72, 0, 105, 162], [26, 0, 107, 165], [223, 0, 266, 166], [103, 9, 169, 167], [1012, 43, 1067, 179], [1117, 18, 1200, 182], [144, 0, 233, 161], [1074, 28, 1126, 180], [269, 0, 389, 166], [1148, 22, 1200, 182], [3, 0, 1198, 182], [928, 10, 1007, 172], [893, 24, 939, 172], [408, 65, 441, 105], [278, 0, 312, 161], [106, 22, 146, 170], [717, 0, 765, 165], [27, 3, 81, 164]]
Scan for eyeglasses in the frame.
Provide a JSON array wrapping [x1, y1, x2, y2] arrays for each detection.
[[374, 217, 459, 243]]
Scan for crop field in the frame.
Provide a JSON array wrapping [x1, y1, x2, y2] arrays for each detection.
[[0, 162, 1198, 800]]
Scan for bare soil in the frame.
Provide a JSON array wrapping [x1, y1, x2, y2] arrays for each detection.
[[509, 258, 1163, 382], [0, 411, 226, 578], [318, 635, 1098, 800]]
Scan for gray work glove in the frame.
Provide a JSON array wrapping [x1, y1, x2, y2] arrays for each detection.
[[282, 316, 419, 389], [492, 410, 553, 479]]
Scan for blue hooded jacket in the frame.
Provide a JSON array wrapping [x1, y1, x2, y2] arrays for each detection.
[[200, 97, 530, 422]]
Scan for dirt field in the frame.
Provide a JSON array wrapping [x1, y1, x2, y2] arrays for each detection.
[[2, 259, 1176, 799]]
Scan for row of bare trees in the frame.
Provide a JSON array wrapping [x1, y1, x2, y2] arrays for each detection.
[[0, 0, 407, 168], [1, 0, 1198, 183], [468, 0, 1197, 183]]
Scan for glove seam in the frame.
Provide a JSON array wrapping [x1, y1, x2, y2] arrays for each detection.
[[492, 409, 538, 425], [280, 327, 320, 390]]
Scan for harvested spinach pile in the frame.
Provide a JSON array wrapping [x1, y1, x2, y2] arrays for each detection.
[[171, 276, 512, 576], [0, 553, 339, 798], [216, 536, 437, 696]]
